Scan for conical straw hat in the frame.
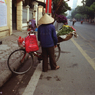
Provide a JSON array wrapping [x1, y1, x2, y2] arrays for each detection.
[[38, 13, 54, 25]]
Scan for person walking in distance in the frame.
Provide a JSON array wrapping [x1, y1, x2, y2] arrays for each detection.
[[38, 14, 60, 72], [72, 18, 76, 26], [31, 17, 36, 31]]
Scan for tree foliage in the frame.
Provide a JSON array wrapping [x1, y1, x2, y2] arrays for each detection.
[[89, 2, 95, 12], [85, 0, 95, 7], [71, 0, 95, 19], [76, 6, 88, 14], [52, 0, 71, 17], [75, 14, 82, 20], [75, 14, 87, 20]]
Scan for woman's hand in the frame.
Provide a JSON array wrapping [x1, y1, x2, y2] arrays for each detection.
[[55, 45, 57, 48]]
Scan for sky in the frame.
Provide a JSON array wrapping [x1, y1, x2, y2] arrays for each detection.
[[67, 0, 82, 8], [66, 0, 83, 16], [67, 0, 73, 8], [77, 0, 83, 6]]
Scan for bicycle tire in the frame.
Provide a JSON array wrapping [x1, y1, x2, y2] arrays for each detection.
[[54, 44, 60, 62], [7, 49, 34, 74]]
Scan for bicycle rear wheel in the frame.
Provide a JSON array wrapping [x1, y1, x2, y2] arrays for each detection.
[[7, 49, 34, 74], [54, 43, 60, 62]]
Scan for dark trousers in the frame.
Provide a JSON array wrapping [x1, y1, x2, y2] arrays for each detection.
[[72, 21, 75, 26], [42, 46, 57, 72]]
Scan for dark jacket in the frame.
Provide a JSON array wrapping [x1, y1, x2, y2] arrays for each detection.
[[38, 24, 58, 48]]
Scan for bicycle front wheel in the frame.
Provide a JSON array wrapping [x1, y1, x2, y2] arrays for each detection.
[[7, 49, 34, 74]]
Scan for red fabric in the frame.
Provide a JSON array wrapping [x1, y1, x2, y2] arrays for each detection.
[[18, 36, 24, 43], [49, 0, 52, 13], [25, 35, 39, 53], [18, 36, 25, 47], [45, 0, 52, 13], [27, 28, 31, 31]]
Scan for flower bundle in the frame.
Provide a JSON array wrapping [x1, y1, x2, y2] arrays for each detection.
[[56, 14, 67, 24], [57, 25, 76, 37]]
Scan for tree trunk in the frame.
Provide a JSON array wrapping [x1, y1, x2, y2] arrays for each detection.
[[56, 0, 63, 12]]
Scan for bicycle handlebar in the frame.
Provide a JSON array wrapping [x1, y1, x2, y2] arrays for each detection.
[[27, 30, 37, 35]]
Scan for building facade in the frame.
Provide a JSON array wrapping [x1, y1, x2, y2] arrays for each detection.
[[0, 0, 45, 38]]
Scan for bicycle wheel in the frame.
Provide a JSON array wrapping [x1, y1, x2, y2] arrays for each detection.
[[7, 49, 34, 74], [54, 43, 60, 62]]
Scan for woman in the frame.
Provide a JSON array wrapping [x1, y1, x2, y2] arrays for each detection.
[[38, 14, 60, 72], [72, 18, 76, 26], [31, 17, 36, 31]]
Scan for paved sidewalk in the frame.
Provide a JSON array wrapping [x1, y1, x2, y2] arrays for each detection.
[[0, 30, 28, 87]]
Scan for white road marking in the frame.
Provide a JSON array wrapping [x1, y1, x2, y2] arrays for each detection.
[[71, 38, 95, 70]]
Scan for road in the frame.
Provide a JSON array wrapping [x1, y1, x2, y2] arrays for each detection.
[[70, 21, 95, 45], [0, 21, 95, 95], [69, 21, 95, 67]]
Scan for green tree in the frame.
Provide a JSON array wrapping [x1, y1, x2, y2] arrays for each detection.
[[89, 2, 95, 12], [83, 14, 88, 19], [85, 0, 95, 7], [75, 14, 82, 20], [88, 2, 95, 18], [81, 0, 95, 18], [71, 1, 95, 19], [75, 6, 89, 14], [71, 10, 77, 18], [52, 0, 71, 18], [71, 6, 88, 20]]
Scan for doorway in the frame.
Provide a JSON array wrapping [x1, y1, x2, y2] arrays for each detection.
[[12, 0, 17, 30]]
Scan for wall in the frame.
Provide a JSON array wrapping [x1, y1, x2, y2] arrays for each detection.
[[0, 0, 12, 38], [17, 0, 22, 31]]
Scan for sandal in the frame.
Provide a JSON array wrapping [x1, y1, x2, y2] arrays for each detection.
[[51, 66, 60, 70], [55, 66, 60, 70]]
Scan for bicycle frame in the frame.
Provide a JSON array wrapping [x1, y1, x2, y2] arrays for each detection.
[[19, 29, 60, 63]]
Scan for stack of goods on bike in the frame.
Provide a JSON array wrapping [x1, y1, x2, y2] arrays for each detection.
[[17, 30, 39, 53], [18, 36, 25, 47], [57, 25, 78, 42]]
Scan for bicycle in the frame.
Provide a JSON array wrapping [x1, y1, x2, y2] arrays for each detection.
[[7, 30, 61, 74]]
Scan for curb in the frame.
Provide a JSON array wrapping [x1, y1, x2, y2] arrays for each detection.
[[22, 61, 42, 95], [0, 69, 12, 87]]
